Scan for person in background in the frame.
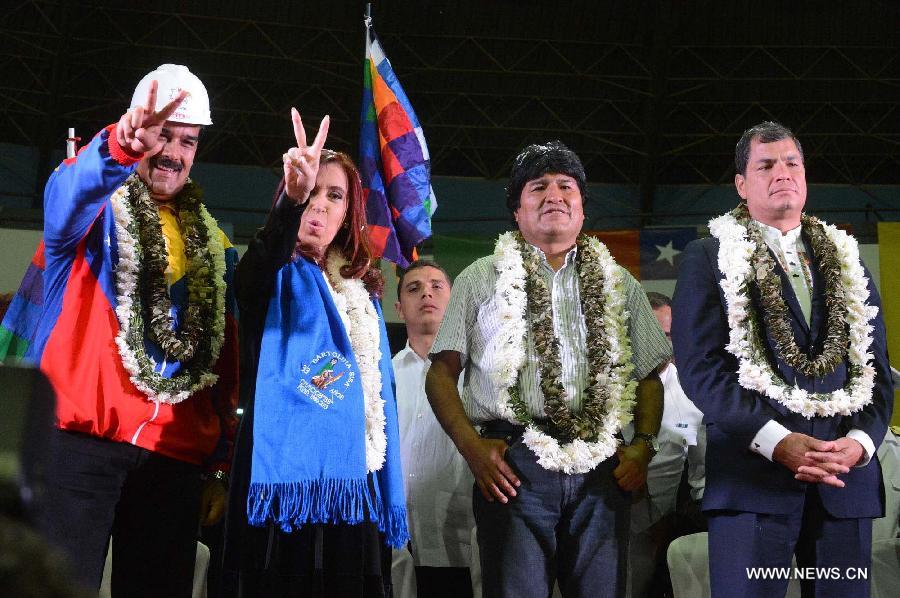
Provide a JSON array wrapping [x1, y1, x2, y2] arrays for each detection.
[[28, 64, 239, 596], [627, 291, 704, 598], [222, 109, 407, 597], [393, 260, 475, 597]]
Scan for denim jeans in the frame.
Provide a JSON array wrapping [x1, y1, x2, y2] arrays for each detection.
[[473, 434, 630, 598]]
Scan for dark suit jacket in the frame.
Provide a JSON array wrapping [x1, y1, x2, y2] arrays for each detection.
[[672, 235, 893, 519]]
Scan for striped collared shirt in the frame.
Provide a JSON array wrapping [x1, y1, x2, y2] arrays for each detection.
[[431, 243, 672, 423]]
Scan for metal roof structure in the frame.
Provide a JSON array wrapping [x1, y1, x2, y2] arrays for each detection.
[[2, 0, 899, 218]]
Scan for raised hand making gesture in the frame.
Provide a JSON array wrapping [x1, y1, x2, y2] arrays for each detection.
[[115, 80, 187, 155], [282, 108, 330, 203]]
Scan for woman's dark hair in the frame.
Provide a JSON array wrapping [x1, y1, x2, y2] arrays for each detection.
[[505, 141, 587, 217], [277, 149, 384, 297]]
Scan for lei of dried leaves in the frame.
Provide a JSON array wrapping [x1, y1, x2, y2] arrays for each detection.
[[124, 176, 220, 393], [507, 233, 612, 443], [735, 203, 849, 378]]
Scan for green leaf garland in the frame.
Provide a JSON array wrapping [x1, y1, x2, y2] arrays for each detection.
[[109, 174, 226, 403]]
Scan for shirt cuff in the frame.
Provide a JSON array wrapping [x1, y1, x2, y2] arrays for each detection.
[[749, 420, 792, 461], [105, 124, 144, 165], [846, 429, 875, 467]]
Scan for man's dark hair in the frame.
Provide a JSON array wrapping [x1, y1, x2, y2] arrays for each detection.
[[734, 121, 803, 176], [396, 260, 451, 298], [646, 291, 671, 310], [505, 141, 587, 217]]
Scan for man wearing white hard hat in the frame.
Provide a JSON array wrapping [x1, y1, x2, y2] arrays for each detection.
[[28, 64, 239, 596]]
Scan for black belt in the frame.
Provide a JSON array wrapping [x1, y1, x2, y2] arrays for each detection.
[[479, 419, 547, 443], [480, 419, 626, 444]]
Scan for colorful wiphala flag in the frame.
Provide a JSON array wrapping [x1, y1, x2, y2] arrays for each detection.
[[359, 19, 436, 268], [0, 242, 45, 362]]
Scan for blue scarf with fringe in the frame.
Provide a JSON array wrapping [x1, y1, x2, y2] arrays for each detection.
[[248, 256, 408, 548]]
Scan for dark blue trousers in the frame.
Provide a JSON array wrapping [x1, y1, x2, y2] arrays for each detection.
[[473, 435, 630, 598], [38, 429, 202, 597], [707, 486, 872, 598]]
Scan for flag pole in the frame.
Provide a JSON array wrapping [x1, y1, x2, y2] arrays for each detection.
[[363, 4, 372, 69], [65, 127, 80, 159]]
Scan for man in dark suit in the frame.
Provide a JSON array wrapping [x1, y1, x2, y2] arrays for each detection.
[[671, 121, 893, 598]]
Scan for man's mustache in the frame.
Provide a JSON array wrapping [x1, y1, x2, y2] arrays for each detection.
[[152, 156, 183, 172]]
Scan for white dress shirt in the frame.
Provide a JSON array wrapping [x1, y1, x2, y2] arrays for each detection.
[[393, 343, 474, 568], [749, 221, 875, 465]]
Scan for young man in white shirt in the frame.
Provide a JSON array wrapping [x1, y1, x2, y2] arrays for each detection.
[[393, 261, 474, 597]]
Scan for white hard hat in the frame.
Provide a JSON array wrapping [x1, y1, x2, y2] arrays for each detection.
[[130, 64, 212, 126]]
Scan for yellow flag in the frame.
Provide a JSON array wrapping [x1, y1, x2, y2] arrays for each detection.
[[878, 222, 900, 426]]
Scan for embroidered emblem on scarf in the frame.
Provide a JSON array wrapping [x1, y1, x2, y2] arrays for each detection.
[[298, 351, 356, 409]]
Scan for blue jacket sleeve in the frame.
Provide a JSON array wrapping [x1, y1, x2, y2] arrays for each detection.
[[42, 124, 142, 255]]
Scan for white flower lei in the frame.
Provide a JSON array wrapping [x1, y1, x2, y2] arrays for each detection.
[[490, 232, 636, 474], [326, 252, 387, 473], [710, 212, 878, 417], [109, 179, 227, 404]]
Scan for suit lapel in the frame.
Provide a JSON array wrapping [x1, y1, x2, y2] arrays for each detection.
[[804, 234, 826, 344]]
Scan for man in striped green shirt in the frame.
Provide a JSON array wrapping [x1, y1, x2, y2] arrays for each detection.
[[426, 141, 671, 598]]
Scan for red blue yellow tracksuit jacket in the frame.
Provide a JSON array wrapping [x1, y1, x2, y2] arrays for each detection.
[[26, 125, 239, 469]]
